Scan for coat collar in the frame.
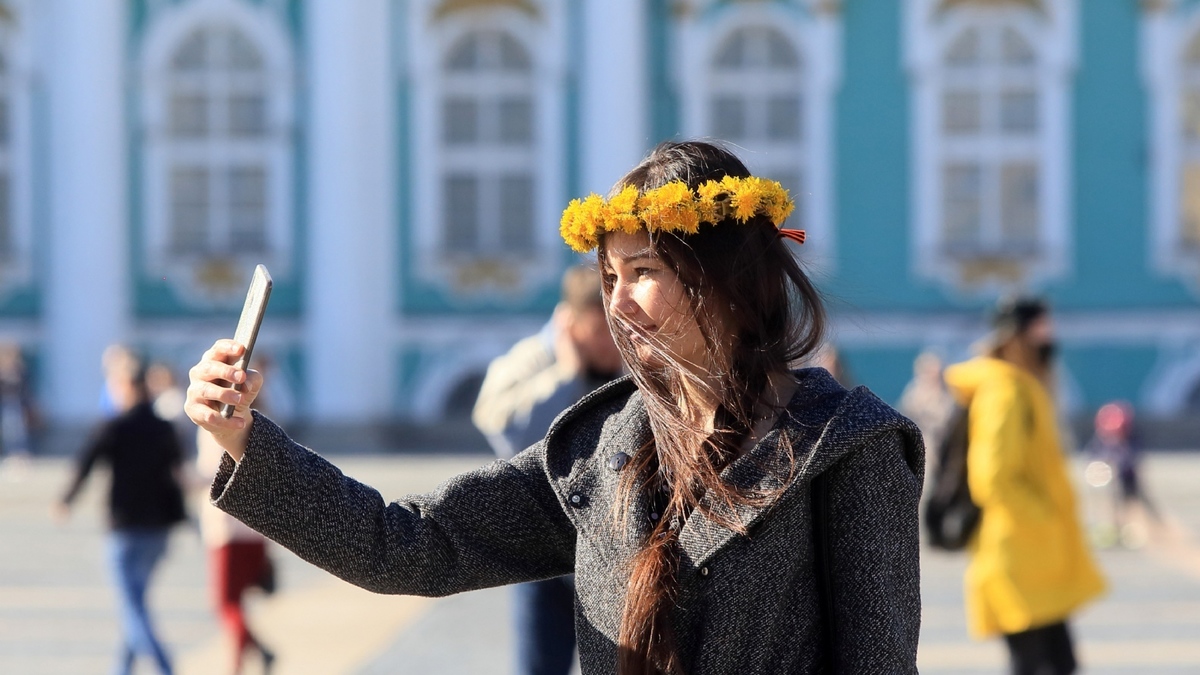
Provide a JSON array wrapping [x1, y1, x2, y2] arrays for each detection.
[[675, 368, 853, 570], [544, 368, 914, 570]]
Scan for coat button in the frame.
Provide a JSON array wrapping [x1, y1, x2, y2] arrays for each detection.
[[569, 493, 584, 507], [607, 452, 631, 472], [699, 566, 710, 577]]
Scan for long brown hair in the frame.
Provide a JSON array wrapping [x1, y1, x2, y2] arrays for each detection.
[[598, 141, 826, 674]]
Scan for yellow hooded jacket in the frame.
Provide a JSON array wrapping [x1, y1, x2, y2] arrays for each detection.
[[944, 357, 1106, 638]]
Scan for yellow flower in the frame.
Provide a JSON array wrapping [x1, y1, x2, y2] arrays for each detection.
[[729, 176, 767, 221]]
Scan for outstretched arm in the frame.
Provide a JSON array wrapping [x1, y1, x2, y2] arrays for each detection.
[[211, 412, 576, 597]]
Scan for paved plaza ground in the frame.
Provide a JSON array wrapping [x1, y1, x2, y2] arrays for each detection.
[[2, 449, 1198, 674]]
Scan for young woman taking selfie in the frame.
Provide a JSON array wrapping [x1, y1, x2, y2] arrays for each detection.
[[187, 141, 924, 674]]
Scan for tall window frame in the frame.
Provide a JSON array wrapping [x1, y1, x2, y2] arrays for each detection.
[[138, 0, 296, 302], [1142, 2, 1200, 292], [674, 0, 840, 271], [906, 0, 1076, 290], [408, 1, 568, 302], [0, 5, 35, 293]]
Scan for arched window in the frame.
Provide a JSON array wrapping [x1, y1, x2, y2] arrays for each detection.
[[440, 29, 536, 257], [674, 3, 840, 268], [939, 22, 1040, 255], [907, 0, 1075, 289], [709, 26, 804, 227], [0, 48, 14, 260], [1178, 33, 1200, 250], [165, 24, 271, 256], [137, 0, 296, 306]]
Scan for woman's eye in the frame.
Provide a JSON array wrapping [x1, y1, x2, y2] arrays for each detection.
[[634, 267, 654, 279]]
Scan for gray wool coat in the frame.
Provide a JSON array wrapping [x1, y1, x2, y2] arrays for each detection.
[[211, 368, 925, 674]]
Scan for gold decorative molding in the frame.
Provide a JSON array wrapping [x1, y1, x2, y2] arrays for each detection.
[[452, 258, 521, 292], [937, 0, 1044, 13], [195, 258, 247, 295], [956, 256, 1028, 287], [432, 0, 540, 21]]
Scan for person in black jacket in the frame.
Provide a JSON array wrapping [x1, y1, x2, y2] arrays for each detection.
[[58, 352, 186, 675]]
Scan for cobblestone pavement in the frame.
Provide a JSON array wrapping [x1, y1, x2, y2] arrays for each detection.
[[2, 451, 1198, 674]]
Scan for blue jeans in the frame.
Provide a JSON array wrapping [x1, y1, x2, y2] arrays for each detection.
[[512, 576, 576, 675], [107, 528, 173, 675]]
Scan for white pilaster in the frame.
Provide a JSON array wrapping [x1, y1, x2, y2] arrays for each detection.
[[581, 0, 648, 194], [304, 0, 393, 422], [45, 0, 127, 422]]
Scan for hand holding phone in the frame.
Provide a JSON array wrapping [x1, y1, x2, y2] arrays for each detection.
[[221, 265, 273, 419]]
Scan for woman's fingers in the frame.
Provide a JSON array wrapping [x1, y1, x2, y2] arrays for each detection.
[[186, 340, 257, 461]]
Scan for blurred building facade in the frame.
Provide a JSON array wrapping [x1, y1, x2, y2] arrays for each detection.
[[5, 0, 1200, 439]]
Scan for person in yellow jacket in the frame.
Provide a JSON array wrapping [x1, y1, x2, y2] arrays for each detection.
[[945, 296, 1106, 675]]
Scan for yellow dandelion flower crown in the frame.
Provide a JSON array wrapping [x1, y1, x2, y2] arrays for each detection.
[[559, 175, 806, 253]]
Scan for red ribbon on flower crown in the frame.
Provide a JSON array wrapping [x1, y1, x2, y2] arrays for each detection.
[[777, 228, 806, 245]]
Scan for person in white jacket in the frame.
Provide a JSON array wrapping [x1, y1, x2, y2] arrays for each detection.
[[472, 265, 622, 675]]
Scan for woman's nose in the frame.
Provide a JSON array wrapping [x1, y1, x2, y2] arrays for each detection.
[[609, 281, 636, 318]]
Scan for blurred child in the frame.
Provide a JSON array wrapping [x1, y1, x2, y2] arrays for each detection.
[[1084, 401, 1160, 548]]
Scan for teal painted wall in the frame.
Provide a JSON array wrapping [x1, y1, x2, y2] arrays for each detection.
[[832, 0, 949, 313], [1062, 345, 1160, 410], [838, 346, 922, 405]]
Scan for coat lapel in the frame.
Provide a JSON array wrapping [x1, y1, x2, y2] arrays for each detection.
[[676, 369, 849, 571]]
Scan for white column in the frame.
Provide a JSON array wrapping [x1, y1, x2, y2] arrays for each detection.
[[581, 0, 649, 194], [44, 0, 127, 423], [304, 0, 393, 422]]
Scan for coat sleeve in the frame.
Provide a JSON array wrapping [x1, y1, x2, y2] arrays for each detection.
[[211, 411, 577, 597], [826, 429, 923, 674], [967, 379, 1051, 523]]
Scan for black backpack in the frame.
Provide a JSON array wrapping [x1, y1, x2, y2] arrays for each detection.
[[922, 404, 980, 550]]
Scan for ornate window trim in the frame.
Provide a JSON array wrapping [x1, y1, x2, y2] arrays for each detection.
[[406, 0, 567, 302], [905, 0, 1077, 291], [1141, 0, 1200, 294], [0, 4, 35, 296], [137, 0, 296, 306], [673, 0, 841, 272]]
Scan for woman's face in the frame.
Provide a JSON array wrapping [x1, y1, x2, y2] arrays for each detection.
[[602, 231, 711, 375]]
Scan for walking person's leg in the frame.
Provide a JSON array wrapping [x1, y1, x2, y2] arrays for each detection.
[[1003, 621, 1077, 675], [119, 529, 174, 675], [216, 540, 274, 674], [513, 576, 577, 675]]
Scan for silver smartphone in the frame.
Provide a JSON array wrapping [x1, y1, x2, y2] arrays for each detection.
[[221, 265, 273, 419]]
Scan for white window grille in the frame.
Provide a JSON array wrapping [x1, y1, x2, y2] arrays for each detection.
[[440, 30, 536, 258], [674, 1, 840, 270], [709, 26, 805, 230], [164, 25, 270, 256]]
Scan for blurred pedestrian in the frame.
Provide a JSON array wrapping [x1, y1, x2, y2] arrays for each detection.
[[1084, 401, 1160, 547], [56, 352, 186, 675], [0, 342, 38, 475], [186, 141, 924, 673], [899, 350, 956, 475], [944, 296, 1106, 675], [100, 343, 136, 418], [472, 265, 623, 675], [810, 343, 852, 387], [197, 427, 276, 674], [148, 361, 195, 457]]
